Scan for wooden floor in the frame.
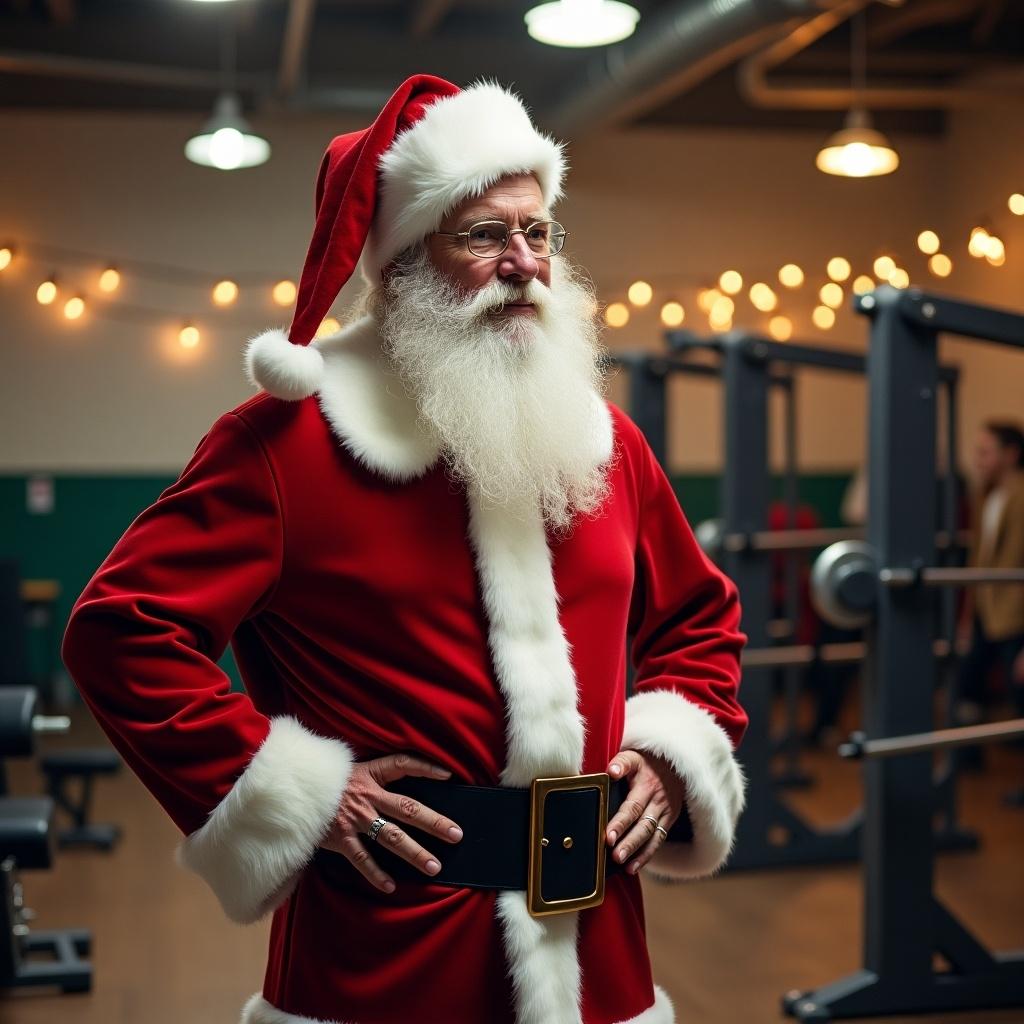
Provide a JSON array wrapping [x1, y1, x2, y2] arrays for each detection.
[[3, 693, 1023, 1024]]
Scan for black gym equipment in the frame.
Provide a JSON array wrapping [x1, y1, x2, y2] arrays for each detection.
[[782, 286, 1024, 1021], [0, 686, 92, 994], [840, 718, 1024, 761], [614, 334, 973, 870], [40, 750, 122, 850], [682, 331, 971, 870]]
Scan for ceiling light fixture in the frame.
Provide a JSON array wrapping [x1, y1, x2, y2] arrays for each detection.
[[525, 0, 640, 48], [816, 10, 898, 178], [185, 18, 269, 170]]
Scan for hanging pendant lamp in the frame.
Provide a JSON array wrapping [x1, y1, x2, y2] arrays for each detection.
[[525, 0, 640, 48], [815, 9, 899, 179], [185, 17, 270, 170]]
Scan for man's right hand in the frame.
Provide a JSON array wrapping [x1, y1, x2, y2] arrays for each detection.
[[319, 752, 463, 894]]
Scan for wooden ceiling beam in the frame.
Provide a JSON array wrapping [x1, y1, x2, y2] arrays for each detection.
[[410, 0, 455, 37], [45, 0, 77, 27], [278, 0, 318, 98]]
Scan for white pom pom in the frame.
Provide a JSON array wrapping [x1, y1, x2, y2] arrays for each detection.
[[244, 328, 325, 401]]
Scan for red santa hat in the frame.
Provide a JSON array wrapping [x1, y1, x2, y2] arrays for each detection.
[[245, 73, 567, 400]]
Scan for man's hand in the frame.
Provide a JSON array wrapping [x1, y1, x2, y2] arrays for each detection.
[[605, 749, 686, 875], [320, 753, 464, 894]]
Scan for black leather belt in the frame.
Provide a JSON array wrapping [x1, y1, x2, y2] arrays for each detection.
[[315, 771, 634, 918]]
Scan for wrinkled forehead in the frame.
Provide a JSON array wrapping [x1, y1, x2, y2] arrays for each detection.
[[442, 172, 548, 227]]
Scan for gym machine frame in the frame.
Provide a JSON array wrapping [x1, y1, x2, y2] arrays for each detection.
[[671, 329, 971, 870], [616, 339, 829, 795], [783, 285, 1024, 1020]]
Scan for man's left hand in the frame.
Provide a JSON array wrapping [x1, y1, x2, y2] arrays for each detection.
[[605, 749, 686, 875]]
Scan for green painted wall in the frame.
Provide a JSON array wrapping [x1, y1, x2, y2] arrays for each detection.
[[3, 470, 853, 698]]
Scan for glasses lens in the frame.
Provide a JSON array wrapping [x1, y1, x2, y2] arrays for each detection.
[[525, 221, 565, 256], [467, 221, 509, 257]]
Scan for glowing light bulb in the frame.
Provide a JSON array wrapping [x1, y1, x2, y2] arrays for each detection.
[[917, 231, 940, 255], [179, 324, 201, 349], [928, 253, 952, 278], [212, 279, 238, 305], [315, 317, 342, 338], [768, 315, 792, 341], [812, 305, 835, 330], [209, 127, 245, 171], [985, 236, 1005, 266], [0, 247, 12, 271], [1010, 194, 1024, 216], [826, 257, 851, 282], [852, 274, 875, 295], [778, 264, 804, 288], [710, 295, 734, 318], [63, 296, 85, 320], [888, 267, 910, 289], [697, 288, 722, 313], [709, 296, 734, 330], [718, 270, 743, 295], [99, 267, 120, 293], [525, 0, 641, 48], [36, 279, 58, 305], [272, 280, 297, 306], [660, 301, 685, 327], [627, 280, 653, 307], [968, 227, 990, 258], [749, 282, 778, 312], [604, 302, 629, 328], [873, 255, 896, 279], [819, 282, 844, 309]]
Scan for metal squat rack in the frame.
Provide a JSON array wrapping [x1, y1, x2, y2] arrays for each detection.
[[782, 286, 1024, 1020]]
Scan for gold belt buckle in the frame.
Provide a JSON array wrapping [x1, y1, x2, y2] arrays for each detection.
[[527, 771, 610, 918]]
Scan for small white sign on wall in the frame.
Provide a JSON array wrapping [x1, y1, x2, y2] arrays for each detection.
[[27, 474, 55, 515]]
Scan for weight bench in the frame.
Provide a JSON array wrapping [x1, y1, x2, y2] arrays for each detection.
[[39, 749, 121, 850], [0, 796, 91, 993]]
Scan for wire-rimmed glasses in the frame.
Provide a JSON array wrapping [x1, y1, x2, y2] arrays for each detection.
[[433, 220, 568, 259]]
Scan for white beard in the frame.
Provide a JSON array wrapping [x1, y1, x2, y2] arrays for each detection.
[[372, 246, 612, 533]]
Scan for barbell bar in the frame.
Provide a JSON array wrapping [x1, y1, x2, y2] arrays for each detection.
[[880, 567, 1024, 587], [839, 718, 1024, 760], [811, 541, 1024, 630], [741, 637, 960, 671], [695, 521, 969, 559]]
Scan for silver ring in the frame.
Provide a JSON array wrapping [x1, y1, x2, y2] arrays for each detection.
[[641, 814, 660, 829], [366, 816, 390, 842], [655, 825, 669, 840]]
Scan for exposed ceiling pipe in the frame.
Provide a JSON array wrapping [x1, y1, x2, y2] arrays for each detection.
[[0, 49, 267, 93], [542, 0, 830, 138], [737, 0, 1023, 109], [866, 0, 988, 48]]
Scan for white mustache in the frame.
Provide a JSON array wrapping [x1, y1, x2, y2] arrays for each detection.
[[466, 278, 549, 319]]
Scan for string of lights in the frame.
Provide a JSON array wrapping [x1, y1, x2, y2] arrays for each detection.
[[1, 190, 1020, 350], [0, 238, 346, 348], [598, 199, 1020, 340]]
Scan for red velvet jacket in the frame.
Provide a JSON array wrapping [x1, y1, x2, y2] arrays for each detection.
[[62, 316, 748, 1024]]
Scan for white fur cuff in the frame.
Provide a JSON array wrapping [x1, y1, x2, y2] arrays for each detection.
[[178, 716, 355, 924], [621, 689, 746, 881]]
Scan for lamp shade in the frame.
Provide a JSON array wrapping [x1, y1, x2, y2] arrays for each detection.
[[816, 108, 899, 178], [185, 93, 271, 170], [525, 0, 639, 47]]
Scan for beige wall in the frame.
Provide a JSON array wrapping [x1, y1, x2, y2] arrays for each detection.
[[0, 105, 1019, 474]]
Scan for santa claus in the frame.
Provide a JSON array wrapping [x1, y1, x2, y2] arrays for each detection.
[[62, 74, 748, 1024]]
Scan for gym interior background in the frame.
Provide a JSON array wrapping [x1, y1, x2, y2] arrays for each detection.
[[1, 1, 1022, 1021]]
